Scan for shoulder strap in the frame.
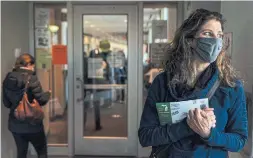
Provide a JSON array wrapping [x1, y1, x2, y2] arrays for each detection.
[[206, 79, 220, 100], [24, 75, 31, 91]]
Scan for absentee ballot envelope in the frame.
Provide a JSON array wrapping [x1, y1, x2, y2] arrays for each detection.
[[156, 98, 209, 125]]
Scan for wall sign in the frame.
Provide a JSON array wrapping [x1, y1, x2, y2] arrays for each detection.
[[152, 20, 168, 42], [35, 8, 50, 28], [150, 43, 167, 66], [52, 45, 67, 65], [36, 48, 51, 69]]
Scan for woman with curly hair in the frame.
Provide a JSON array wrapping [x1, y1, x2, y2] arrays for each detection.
[[138, 9, 248, 158]]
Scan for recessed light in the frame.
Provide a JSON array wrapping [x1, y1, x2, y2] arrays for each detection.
[[61, 8, 67, 13]]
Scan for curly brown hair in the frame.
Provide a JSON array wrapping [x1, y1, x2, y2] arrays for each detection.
[[163, 8, 239, 87]]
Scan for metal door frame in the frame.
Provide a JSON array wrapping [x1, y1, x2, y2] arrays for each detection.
[[72, 4, 138, 156]]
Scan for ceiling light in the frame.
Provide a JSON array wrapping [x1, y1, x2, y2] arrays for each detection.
[[85, 21, 89, 24], [124, 19, 127, 23], [111, 114, 122, 118], [48, 25, 59, 33], [90, 24, 94, 27]]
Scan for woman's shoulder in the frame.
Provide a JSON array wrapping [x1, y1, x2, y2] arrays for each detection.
[[232, 80, 245, 97], [220, 79, 245, 104], [151, 71, 167, 83], [225, 80, 244, 94], [3, 71, 26, 90], [149, 71, 168, 91], [28, 75, 41, 88]]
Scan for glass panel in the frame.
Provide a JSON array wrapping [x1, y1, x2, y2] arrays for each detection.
[[82, 15, 128, 138], [34, 4, 68, 145], [143, 5, 177, 102]]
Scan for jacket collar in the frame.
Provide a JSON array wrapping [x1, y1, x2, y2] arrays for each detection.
[[13, 67, 34, 75]]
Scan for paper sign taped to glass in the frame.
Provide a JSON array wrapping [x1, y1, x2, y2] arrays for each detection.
[[156, 98, 209, 125]]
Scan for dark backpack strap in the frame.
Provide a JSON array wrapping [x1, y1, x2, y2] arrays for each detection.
[[206, 79, 220, 100]]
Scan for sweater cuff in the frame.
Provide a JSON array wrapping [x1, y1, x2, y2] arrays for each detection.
[[201, 127, 216, 143]]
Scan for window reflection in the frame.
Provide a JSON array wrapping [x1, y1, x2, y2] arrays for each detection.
[[34, 4, 68, 145], [143, 5, 177, 102], [82, 15, 128, 138]]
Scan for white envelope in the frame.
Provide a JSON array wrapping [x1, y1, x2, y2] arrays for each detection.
[[170, 98, 209, 123]]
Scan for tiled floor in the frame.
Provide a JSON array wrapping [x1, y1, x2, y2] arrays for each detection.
[[47, 99, 127, 144]]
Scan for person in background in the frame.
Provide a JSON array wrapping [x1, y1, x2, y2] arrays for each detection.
[[138, 9, 248, 158], [2, 53, 51, 158], [143, 43, 150, 66], [87, 40, 112, 130], [89, 48, 100, 58], [115, 50, 127, 103]]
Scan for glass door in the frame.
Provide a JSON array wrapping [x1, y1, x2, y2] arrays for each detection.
[[73, 5, 138, 156]]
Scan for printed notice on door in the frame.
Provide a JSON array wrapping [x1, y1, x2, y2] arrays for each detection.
[[35, 8, 51, 49], [35, 27, 51, 49], [36, 48, 51, 70], [106, 53, 125, 68], [150, 43, 167, 66], [35, 8, 50, 28], [152, 20, 167, 41]]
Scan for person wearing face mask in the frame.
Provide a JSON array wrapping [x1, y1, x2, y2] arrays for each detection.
[[138, 9, 248, 158], [2, 53, 51, 158]]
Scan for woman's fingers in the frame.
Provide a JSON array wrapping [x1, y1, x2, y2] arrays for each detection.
[[206, 110, 214, 116], [203, 108, 214, 111], [189, 109, 195, 120], [209, 115, 216, 121], [203, 108, 214, 116], [194, 108, 202, 120], [200, 110, 208, 118]]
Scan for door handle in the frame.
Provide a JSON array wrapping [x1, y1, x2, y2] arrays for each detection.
[[76, 76, 85, 103]]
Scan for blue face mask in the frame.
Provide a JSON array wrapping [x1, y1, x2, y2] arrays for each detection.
[[195, 37, 223, 63]]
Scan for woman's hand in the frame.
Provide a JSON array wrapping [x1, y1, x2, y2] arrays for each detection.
[[203, 108, 216, 128], [187, 108, 215, 138]]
